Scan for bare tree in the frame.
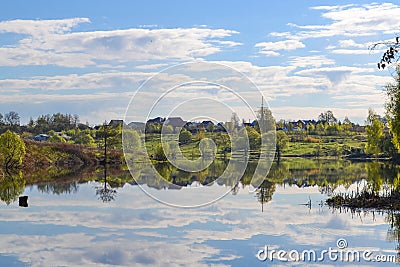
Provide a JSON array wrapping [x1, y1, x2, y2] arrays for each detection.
[[4, 111, 20, 126]]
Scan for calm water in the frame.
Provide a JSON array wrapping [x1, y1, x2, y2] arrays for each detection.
[[0, 159, 399, 266]]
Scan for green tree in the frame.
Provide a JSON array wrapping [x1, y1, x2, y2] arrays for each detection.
[[366, 108, 384, 156], [257, 106, 275, 133], [48, 130, 66, 143], [306, 123, 315, 135], [179, 129, 192, 144], [49, 134, 66, 143], [276, 130, 289, 160], [153, 143, 167, 161], [0, 130, 26, 169], [162, 125, 174, 134], [318, 110, 337, 124], [123, 130, 141, 150], [74, 130, 95, 147], [385, 68, 400, 152], [245, 126, 261, 151]]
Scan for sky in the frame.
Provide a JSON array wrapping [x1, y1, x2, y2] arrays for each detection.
[[0, 0, 399, 125]]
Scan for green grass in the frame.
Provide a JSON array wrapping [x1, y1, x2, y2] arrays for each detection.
[[282, 134, 367, 157]]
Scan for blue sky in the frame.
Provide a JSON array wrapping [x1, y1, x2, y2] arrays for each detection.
[[0, 0, 399, 125]]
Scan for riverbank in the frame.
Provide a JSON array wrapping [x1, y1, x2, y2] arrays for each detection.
[[326, 191, 400, 211], [22, 140, 124, 170]]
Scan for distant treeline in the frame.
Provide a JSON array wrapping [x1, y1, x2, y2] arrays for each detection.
[[0, 111, 88, 134]]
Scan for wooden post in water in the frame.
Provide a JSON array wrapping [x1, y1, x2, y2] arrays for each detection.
[[19, 196, 28, 207]]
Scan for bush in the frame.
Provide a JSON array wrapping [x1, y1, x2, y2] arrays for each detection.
[[304, 136, 322, 143], [179, 129, 192, 144]]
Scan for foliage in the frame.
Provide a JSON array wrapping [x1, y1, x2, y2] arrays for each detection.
[[318, 110, 337, 124], [385, 68, 400, 152], [123, 130, 141, 150], [48, 131, 66, 143], [372, 36, 400, 70], [4, 111, 20, 126], [179, 129, 192, 144], [257, 106, 275, 133], [74, 130, 95, 147], [27, 113, 79, 134], [365, 109, 384, 156], [245, 126, 261, 151], [0, 170, 25, 205], [161, 125, 174, 134], [0, 130, 26, 169], [153, 143, 167, 161], [95, 124, 122, 149], [276, 130, 289, 158]]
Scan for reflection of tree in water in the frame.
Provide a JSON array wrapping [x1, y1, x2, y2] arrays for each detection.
[[256, 179, 275, 212], [386, 211, 400, 261], [96, 165, 117, 203], [0, 170, 25, 205], [37, 181, 79, 195]]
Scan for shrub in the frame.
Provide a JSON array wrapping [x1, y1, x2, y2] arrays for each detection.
[[304, 136, 322, 143]]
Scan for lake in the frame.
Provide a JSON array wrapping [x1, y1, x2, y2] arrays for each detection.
[[0, 159, 399, 266]]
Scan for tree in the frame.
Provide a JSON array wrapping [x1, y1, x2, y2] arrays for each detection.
[[276, 130, 289, 160], [123, 130, 141, 150], [342, 116, 352, 133], [0, 130, 26, 169], [48, 132, 66, 143], [207, 123, 215, 133], [372, 36, 400, 70], [4, 111, 20, 126], [74, 131, 95, 147], [257, 106, 275, 133], [153, 143, 167, 161], [162, 125, 174, 134], [318, 110, 337, 124], [231, 112, 240, 130], [179, 129, 192, 144], [256, 180, 275, 212], [385, 67, 400, 152], [0, 171, 25, 205], [245, 126, 261, 151], [365, 109, 384, 156]]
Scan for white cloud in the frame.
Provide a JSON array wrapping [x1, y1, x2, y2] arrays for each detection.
[[255, 40, 305, 56], [258, 50, 280, 56], [288, 3, 400, 39], [134, 63, 170, 70], [338, 39, 365, 48], [0, 71, 154, 90], [330, 49, 381, 55], [0, 18, 240, 67], [288, 55, 335, 68], [0, 18, 90, 35]]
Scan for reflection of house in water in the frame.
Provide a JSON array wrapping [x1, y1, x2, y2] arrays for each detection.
[[283, 178, 311, 188]]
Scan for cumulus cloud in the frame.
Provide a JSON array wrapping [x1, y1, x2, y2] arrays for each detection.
[[292, 3, 400, 39], [0, 18, 241, 67], [288, 55, 335, 68], [255, 40, 305, 56]]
